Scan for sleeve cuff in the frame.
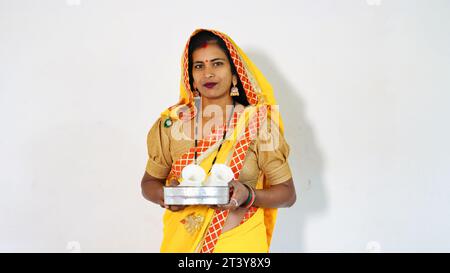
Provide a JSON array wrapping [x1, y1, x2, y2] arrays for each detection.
[[146, 159, 170, 180], [264, 162, 292, 185]]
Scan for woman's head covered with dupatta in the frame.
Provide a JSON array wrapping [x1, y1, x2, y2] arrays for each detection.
[[161, 28, 284, 136]]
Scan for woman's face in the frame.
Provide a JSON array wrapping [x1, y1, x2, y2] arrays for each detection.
[[191, 42, 237, 101]]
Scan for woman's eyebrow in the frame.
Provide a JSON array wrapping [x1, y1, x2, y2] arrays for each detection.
[[193, 58, 226, 64]]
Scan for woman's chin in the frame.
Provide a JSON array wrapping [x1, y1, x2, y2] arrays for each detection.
[[201, 91, 227, 100]]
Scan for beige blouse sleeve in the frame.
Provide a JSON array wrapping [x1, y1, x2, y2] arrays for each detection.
[[256, 119, 293, 185], [145, 117, 172, 179]]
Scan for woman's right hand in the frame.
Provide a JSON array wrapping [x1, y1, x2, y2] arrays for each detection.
[[161, 179, 187, 212]]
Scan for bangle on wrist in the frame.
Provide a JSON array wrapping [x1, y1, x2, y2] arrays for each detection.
[[241, 184, 255, 208], [241, 184, 251, 207], [245, 186, 256, 208]]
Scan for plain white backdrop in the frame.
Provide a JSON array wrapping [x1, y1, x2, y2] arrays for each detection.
[[1, 0, 449, 252]]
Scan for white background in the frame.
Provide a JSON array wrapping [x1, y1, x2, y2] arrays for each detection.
[[1, 0, 449, 252]]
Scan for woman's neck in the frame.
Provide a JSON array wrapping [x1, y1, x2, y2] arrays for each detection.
[[201, 96, 235, 122], [201, 96, 234, 111]]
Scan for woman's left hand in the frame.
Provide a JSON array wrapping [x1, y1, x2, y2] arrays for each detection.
[[211, 180, 249, 211]]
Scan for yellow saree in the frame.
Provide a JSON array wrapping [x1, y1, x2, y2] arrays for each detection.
[[159, 29, 285, 253]]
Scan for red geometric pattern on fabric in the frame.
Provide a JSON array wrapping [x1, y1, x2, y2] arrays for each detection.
[[199, 206, 258, 253], [199, 107, 268, 253], [229, 106, 267, 180], [210, 30, 259, 106], [182, 40, 192, 97], [240, 206, 258, 225], [199, 209, 229, 253], [170, 128, 221, 178]]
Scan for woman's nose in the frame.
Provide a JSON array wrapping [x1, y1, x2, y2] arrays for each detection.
[[203, 64, 214, 78]]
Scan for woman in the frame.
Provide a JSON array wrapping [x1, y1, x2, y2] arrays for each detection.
[[141, 29, 296, 253]]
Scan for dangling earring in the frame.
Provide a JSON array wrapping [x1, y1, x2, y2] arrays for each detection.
[[230, 77, 239, 97], [193, 88, 200, 97]]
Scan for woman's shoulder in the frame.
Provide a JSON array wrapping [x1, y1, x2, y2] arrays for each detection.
[[254, 118, 289, 152], [147, 115, 173, 139]]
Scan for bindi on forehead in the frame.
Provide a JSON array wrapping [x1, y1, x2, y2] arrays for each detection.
[[192, 42, 226, 64], [200, 42, 209, 49]]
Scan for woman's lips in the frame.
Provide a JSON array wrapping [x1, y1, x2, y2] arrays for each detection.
[[203, 82, 217, 89]]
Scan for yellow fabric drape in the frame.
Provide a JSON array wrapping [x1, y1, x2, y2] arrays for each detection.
[[159, 28, 285, 253]]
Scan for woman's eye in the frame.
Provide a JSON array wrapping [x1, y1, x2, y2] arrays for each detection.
[[194, 62, 222, 69]]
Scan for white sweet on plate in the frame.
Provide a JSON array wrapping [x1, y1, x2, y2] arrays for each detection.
[[204, 164, 234, 186], [181, 164, 206, 186]]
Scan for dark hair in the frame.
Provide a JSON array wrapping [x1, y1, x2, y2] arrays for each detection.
[[188, 30, 250, 106]]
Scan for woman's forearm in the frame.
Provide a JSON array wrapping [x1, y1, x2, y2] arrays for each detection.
[[141, 173, 165, 206], [252, 178, 296, 208], [141, 180, 164, 205]]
